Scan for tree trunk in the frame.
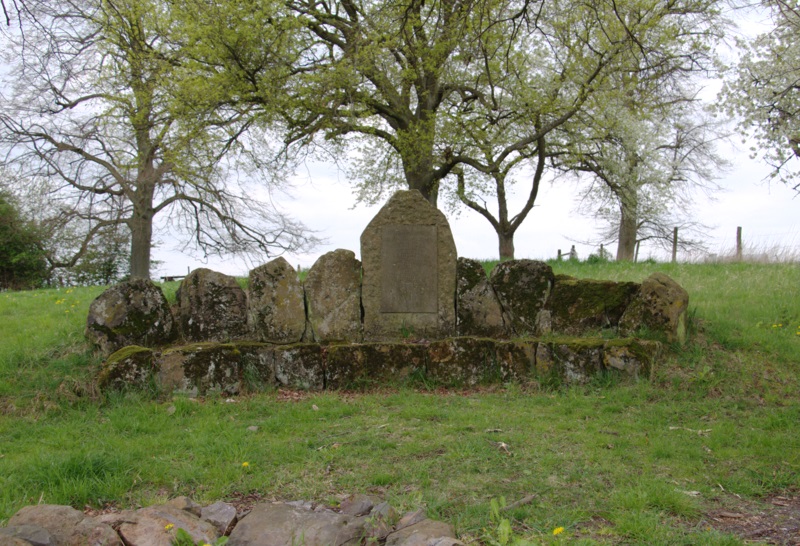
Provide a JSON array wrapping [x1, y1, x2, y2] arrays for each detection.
[[616, 204, 638, 261], [400, 122, 438, 207], [498, 231, 515, 261], [129, 211, 153, 279]]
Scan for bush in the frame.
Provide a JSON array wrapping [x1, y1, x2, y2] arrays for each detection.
[[0, 192, 49, 289]]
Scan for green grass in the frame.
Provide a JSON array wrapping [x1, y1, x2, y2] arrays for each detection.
[[1, 261, 799, 544]]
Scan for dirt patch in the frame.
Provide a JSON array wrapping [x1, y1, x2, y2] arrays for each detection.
[[705, 494, 800, 545]]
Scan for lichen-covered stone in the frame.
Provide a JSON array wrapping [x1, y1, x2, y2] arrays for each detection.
[[547, 278, 640, 335], [86, 279, 176, 355], [248, 257, 307, 343], [361, 190, 457, 341], [427, 338, 502, 386], [304, 249, 363, 342], [156, 342, 274, 396], [325, 342, 427, 389], [619, 272, 690, 344], [536, 339, 605, 384], [490, 260, 554, 335], [456, 258, 507, 337], [603, 338, 661, 379], [269, 343, 325, 390], [494, 340, 537, 381], [97, 346, 156, 391], [176, 268, 247, 342]]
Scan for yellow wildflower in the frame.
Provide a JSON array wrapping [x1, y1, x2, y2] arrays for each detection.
[[552, 527, 565, 535], [164, 523, 174, 531], [242, 461, 250, 468]]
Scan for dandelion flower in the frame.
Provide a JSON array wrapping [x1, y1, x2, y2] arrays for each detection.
[[552, 526, 565, 535], [165, 523, 174, 531], [242, 461, 250, 468]]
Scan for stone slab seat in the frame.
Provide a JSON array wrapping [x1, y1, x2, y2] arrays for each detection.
[[97, 336, 662, 394]]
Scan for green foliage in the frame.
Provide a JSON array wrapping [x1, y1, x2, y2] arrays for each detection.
[[721, 0, 800, 192], [0, 192, 48, 289], [171, 528, 228, 546]]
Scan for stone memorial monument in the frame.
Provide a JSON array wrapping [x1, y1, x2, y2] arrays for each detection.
[[360, 190, 457, 340]]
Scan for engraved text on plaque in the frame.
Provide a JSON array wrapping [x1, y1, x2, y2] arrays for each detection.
[[380, 225, 438, 313]]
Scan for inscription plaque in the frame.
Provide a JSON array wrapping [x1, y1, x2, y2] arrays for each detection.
[[380, 224, 438, 313]]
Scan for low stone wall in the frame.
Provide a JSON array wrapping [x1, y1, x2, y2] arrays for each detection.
[[0, 495, 461, 546], [98, 336, 661, 395]]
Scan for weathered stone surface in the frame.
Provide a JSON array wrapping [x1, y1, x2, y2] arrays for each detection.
[[8, 504, 85, 532], [228, 502, 366, 546], [339, 494, 379, 516], [325, 343, 427, 389], [456, 258, 507, 337], [427, 338, 501, 386], [361, 190, 457, 341], [118, 505, 218, 546], [6, 504, 122, 546], [385, 518, 461, 546], [535, 339, 605, 384], [547, 278, 640, 335], [0, 524, 55, 546], [176, 268, 248, 342], [603, 339, 661, 379], [619, 272, 690, 344], [248, 257, 306, 343], [157, 343, 242, 396], [165, 495, 202, 517], [304, 249, 363, 343], [490, 260, 554, 335], [86, 279, 175, 355], [201, 501, 238, 536], [495, 340, 537, 381], [270, 344, 325, 390], [97, 346, 156, 391]]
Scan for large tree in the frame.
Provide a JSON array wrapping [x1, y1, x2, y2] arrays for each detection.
[[722, 0, 800, 192], [562, 96, 727, 261], [0, 0, 315, 279], [177, 0, 724, 212]]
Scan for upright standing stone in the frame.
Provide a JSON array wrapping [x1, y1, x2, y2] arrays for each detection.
[[176, 268, 248, 342], [86, 279, 176, 355], [490, 260, 554, 336], [360, 190, 457, 341], [619, 272, 690, 344], [456, 257, 507, 337], [248, 257, 306, 343], [304, 249, 363, 342]]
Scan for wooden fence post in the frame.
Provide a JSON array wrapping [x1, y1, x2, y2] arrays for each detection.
[[736, 226, 743, 261], [671, 227, 678, 263]]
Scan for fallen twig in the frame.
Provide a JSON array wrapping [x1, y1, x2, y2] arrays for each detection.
[[500, 494, 537, 512]]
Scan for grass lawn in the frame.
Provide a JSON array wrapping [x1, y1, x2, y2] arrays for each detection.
[[1, 260, 798, 544]]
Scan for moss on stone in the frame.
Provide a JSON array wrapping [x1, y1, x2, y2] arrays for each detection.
[[97, 345, 156, 390], [547, 279, 639, 335]]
